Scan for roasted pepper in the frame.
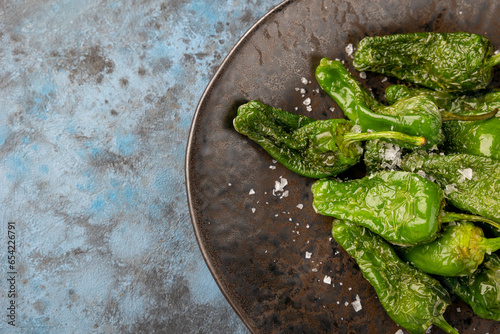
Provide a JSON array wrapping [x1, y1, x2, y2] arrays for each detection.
[[401, 152, 500, 222], [311, 170, 488, 246], [386, 85, 500, 160], [332, 220, 459, 334], [315, 58, 443, 147], [353, 32, 500, 92], [398, 221, 500, 277], [440, 253, 500, 321], [233, 100, 426, 178]]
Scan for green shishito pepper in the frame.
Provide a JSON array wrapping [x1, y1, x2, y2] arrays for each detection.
[[353, 32, 500, 92], [401, 152, 500, 222], [313, 171, 449, 246], [332, 220, 459, 334], [315, 58, 443, 147], [440, 253, 500, 321], [398, 221, 500, 277], [386, 85, 500, 160], [233, 100, 426, 178]]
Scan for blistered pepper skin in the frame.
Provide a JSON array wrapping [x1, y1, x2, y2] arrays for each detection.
[[312, 171, 444, 246], [386, 85, 500, 160], [332, 220, 458, 334], [233, 100, 359, 178], [354, 32, 500, 92], [401, 152, 500, 222], [234, 100, 426, 178], [440, 253, 500, 321], [398, 221, 500, 277], [315, 58, 443, 147]]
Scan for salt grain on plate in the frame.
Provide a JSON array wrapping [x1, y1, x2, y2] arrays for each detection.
[[359, 71, 366, 79], [323, 275, 332, 284], [351, 294, 362, 312], [301, 77, 309, 85], [296, 203, 303, 209], [305, 251, 312, 259], [345, 43, 354, 57], [303, 97, 311, 106], [249, 189, 255, 195]]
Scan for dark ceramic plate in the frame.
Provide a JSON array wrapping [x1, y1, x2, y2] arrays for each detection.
[[186, 0, 500, 333]]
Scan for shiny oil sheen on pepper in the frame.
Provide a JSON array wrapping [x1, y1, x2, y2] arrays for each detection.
[[312, 171, 444, 246], [386, 85, 500, 160], [315, 58, 444, 148], [398, 221, 500, 277], [440, 253, 500, 322], [233, 100, 425, 178], [401, 152, 500, 222], [332, 220, 458, 334], [353, 32, 500, 92]]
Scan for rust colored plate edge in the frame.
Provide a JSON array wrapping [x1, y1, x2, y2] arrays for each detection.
[[185, 1, 292, 332]]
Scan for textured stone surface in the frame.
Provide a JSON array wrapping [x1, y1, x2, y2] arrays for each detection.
[[0, 1, 281, 333]]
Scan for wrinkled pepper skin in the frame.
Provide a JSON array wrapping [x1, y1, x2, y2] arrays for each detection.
[[312, 171, 444, 246], [234, 100, 426, 178], [354, 32, 500, 92], [398, 221, 500, 277], [234, 100, 358, 178], [401, 152, 500, 222], [386, 85, 500, 160], [332, 220, 458, 334], [440, 253, 500, 321], [363, 139, 409, 173], [315, 58, 443, 147]]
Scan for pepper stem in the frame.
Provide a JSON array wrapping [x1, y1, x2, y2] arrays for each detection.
[[441, 212, 500, 231], [433, 315, 459, 334], [441, 108, 498, 122], [342, 131, 426, 147], [479, 237, 500, 254], [485, 52, 500, 70]]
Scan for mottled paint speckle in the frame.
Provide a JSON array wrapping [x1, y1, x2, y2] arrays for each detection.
[[0, 0, 281, 333]]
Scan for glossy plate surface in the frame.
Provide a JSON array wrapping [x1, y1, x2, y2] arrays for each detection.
[[186, 0, 500, 332]]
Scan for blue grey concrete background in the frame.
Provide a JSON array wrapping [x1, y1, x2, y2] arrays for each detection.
[[0, 0, 281, 333]]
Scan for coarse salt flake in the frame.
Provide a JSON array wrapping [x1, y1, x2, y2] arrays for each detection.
[[274, 177, 288, 193], [444, 184, 458, 195], [323, 275, 332, 284], [305, 251, 312, 259], [359, 71, 366, 79], [351, 294, 362, 312], [296, 203, 304, 209], [395, 330, 404, 334], [303, 97, 311, 106], [249, 189, 255, 195], [458, 168, 473, 180], [345, 43, 354, 57], [251, 208, 256, 213], [301, 77, 309, 85]]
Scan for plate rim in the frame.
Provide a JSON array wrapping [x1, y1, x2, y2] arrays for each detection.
[[184, 0, 292, 332]]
